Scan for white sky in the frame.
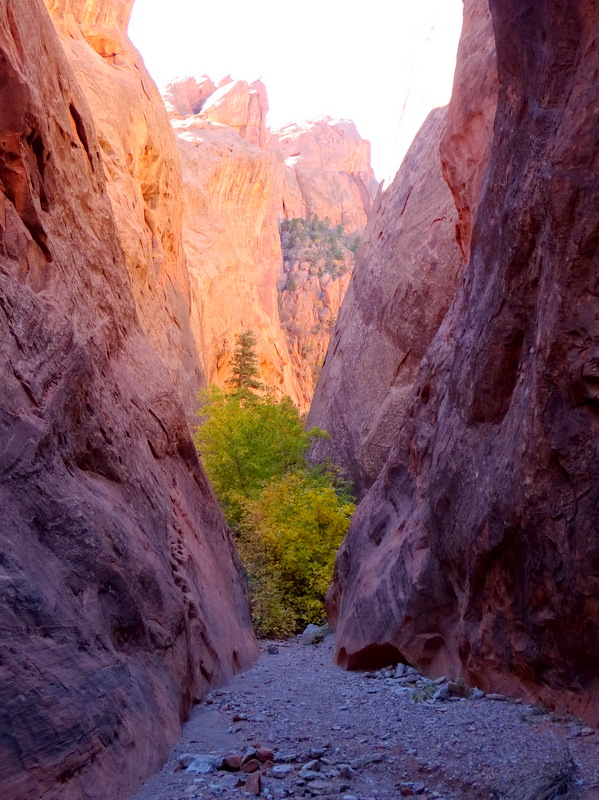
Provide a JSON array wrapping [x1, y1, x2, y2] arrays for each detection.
[[128, 0, 463, 183]]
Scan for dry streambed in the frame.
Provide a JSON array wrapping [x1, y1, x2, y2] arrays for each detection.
[[130, 636, 599, 800]]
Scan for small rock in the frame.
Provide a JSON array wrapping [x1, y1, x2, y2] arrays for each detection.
[[257, 748, 275, 763], [233, 713, 248, 721], [303, 759, 321, 771], [486, 693, 508, 701], [433, 685, 450, 702], [306, 780, 336, 795], [337, 764, 354, 780], [581, 727, 595, 736], [272, 765, 295, 779], [350, 754, 384, 769], [395, 664, 407, 678], [241, 759, 261, 774], [431, 676, 446, 685], [274, 752, 298, 763], [299, 769, 322, 781], [241, 748, 258, 765], [343, 796, 358, 800], [471, 688, 485, 699], [178, 754, 222, 774], [245, 771, 262, 795], [222, 754, 242, 771], [310, 748, 326, 759], [448, 681, 471, 699], [300, 624, 321, 643], [266, 644, 279, 654]]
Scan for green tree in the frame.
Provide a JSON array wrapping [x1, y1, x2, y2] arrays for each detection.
[[193, 334, 356, 637], [228, 330, 264, 393], [239, 472, 354, 637], [194, 387, 325, 527]]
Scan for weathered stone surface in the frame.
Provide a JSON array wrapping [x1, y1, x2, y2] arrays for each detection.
[[0, 3, 257, 800], [273, 117, 379, 230], [308, 107, 463, 495], [439, 0, 497, 262], [167, 78, 375, 410], [163, 75, 216, 118], [328, 0, 599, 724], [46, 0, 203, 415], [173, 113, 305, 408], [201, 79, 270, 149]]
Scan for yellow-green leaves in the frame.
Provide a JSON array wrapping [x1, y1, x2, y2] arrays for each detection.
[[193, 386, 354, 637]]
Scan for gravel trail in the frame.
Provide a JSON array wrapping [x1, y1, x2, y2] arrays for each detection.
[[130, 635, 599, 800]]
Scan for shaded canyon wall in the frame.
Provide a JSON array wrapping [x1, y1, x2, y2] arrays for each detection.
[[322, 0, 599, 724], [0, 2, 257, 800]]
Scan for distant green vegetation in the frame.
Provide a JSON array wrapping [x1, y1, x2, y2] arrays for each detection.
[[193, 330, 355, 637], [280, 215, 362, 278]]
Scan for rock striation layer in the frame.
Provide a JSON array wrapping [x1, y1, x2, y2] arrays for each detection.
[[0, 3, 257, 799], [307, 108, 463, 496], [327, 0, 599, 724]]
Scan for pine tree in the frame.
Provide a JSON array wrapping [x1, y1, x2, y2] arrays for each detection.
[[228, 330, 264, 393]]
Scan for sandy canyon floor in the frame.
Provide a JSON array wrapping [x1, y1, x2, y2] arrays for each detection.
[[130, 636, 599, 800]]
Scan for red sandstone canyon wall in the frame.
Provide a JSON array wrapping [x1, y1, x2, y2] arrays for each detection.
[[167, 77, 377, 409], [0, 3, 257, 799], [46, 0, 203, 414], [307, 107, 464, 495], [327, 0, 599, 724]]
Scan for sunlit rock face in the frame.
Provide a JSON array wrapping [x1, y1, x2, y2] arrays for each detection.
[[0, 2, 257, 799], [327, 0, 599, 724], [439, 0, 497, 262], [173, 112, 305, 407], [307, 107, 463, 496], [45, 0, 203, 415], [273, 117, 379, 231], [168, 78, 377, 410]]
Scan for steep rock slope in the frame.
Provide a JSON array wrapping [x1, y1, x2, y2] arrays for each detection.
[[439, 0, 497, 262], [169, 78, 377, 409], [174, 109, 303, 405], [328, 0, 599, 724], [273, 117, 379, 230], [46, 0, 203, 413], [307, 108, 463, 496], [0, 3, 257, 799]]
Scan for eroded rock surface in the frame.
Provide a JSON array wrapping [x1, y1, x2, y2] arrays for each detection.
[[47, 0, 203, 414], [0, 3, 257, 799], [273, 117, 379, 230], [439, 0, 497, 262], [328, 0, 599, 724], [168, 78, 376, 409], [308, 108, 463, 495]]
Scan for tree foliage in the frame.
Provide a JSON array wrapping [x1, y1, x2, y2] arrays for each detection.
[[193, 331, 355, 636], [228, 329, 264, 393]]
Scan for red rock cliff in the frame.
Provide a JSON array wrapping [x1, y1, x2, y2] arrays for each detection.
[[168, 78, 376, 410], [46, 0, 203, 414], [327, 0, 599, 724], [0, 3, 257, 799], [307, 107, 463, 495]]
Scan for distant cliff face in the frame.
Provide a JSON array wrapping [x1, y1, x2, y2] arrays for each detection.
[[0, 3, 257, 800], [326, 0, 599, 724], [273, 117, 379, 230], [46, 0, 203, 414], [168, 77, 377, 409], [307, 107, 463, 495]]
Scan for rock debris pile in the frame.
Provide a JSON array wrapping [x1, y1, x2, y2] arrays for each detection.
[[130, 637, 599, 800]]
